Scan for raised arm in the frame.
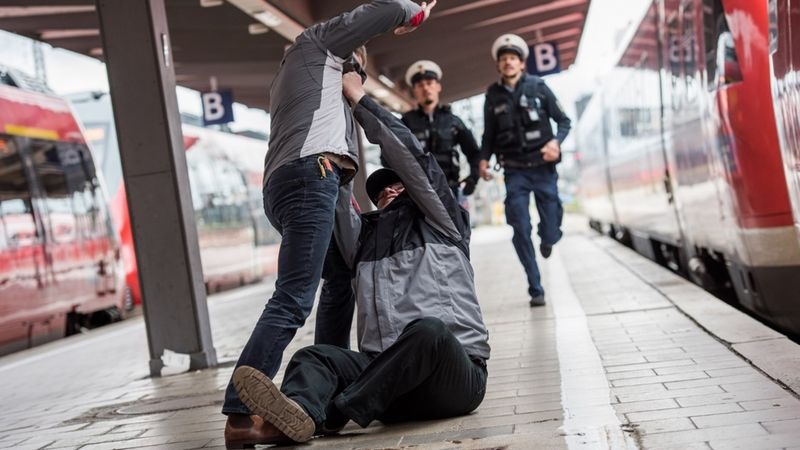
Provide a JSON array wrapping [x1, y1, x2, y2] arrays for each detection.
[[347, 86, 464, 240], [316, 0, 427, 59], [333, 182, 362, 270]]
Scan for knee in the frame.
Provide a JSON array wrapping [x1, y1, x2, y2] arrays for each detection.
[[404, 317, 449, 341], [289, 344, 331, 365]]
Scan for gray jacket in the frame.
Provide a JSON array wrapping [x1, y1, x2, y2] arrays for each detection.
[[264, 0, 422, 185], [335, 95, 491, 360]]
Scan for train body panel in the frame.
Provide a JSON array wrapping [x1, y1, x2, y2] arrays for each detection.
[[0, 81, 126, 355], [578, 0, 800, 335]]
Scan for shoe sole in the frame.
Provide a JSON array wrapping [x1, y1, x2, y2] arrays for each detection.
[[232, 366, 315, 443]]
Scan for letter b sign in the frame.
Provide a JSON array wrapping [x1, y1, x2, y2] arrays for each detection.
[[201, 90, 234, 126], [527, 42, 561, 76]]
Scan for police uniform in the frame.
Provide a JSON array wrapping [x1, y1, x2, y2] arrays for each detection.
[[400, 60, 481, 197], [480, 34, 571, 305]]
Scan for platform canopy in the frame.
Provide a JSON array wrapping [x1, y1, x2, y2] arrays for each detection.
[[0, 0, 591, 110]]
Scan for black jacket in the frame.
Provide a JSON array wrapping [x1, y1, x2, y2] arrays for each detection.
[[480, 74, 571, 168], [401, 105, 480, 187]]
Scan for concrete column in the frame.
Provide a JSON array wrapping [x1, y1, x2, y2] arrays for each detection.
[[95, 0, 217, 376]]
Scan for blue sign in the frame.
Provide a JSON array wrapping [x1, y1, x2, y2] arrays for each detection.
[[527, 42, 561, 76], [201, 90, 234, 126]]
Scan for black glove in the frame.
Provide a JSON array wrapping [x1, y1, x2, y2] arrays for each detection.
[[461, 176, 478, 196]]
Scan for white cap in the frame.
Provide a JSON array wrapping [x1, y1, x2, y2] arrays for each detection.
[[404, 60, 443, 86], [491, 34, 529, 61]]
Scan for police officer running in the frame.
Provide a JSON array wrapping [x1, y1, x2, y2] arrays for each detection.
[[479, 34, 571, 307], [401, 60, 481, 198]]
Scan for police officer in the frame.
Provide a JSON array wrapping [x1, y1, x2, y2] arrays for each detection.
[[401, 60, 481, 198], [479, 34, 571, 307]]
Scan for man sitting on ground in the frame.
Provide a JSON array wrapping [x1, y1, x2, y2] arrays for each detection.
[[228, 70, 491, 446]]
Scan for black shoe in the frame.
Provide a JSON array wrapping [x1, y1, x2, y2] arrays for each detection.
[[540, 244, 553, 259], [529, 295, 546, 307]]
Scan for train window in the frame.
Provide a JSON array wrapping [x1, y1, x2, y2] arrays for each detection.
[[0, 137, 38, 248], [27, 140, 101, 243], [703, 0, 742, 89]]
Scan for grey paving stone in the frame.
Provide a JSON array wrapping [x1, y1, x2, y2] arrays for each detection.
[[761, 418, 800, 434], [641, 423, 767, 448], [692, 406, 800, 428], [614, 398, 679, 414], [635, 417, 697, 435], [604, 359, 696, 374], [675, 387, 787, 407], [627, 403, 743, 423], [707, 432, 800, 450], [665, 373, 768, 390], [612, 371, 709, 388]]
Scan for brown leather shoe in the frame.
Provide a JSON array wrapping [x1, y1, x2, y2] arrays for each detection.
[[233, 366, 316, 443], [224, 413, 293, 449]]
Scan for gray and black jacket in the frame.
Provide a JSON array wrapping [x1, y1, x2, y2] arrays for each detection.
[[335, 95, 491, 361], [264, 0, 423, 185]]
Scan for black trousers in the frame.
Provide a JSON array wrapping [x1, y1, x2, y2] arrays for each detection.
[[280, 317, 487, 430]]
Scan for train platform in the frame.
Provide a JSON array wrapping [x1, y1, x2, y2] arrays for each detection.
[[1, 215, 800, 450]]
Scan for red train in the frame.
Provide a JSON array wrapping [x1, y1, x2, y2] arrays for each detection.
[[69, 92, 280, 307], [578, 0, 800, 335], [0, 68, 127, 355]]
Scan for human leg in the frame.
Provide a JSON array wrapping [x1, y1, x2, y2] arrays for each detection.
[[504, 169, 543, 297], [315, 238, 355, 349], [223, 156, 340, 415], [532, 165, 563, 249], [230, 345, 370, 443], [333, 317, 487, 427]]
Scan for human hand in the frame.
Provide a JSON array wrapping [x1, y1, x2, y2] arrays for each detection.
[[394, 0, 437, 35], [342, 72, 366, 104], [461, 176, 478, 196], [479, 160, 493, 181], [541, 139, 560, 162]]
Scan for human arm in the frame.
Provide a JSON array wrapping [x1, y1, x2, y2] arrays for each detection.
[[344, 75, 464, 240], [317, 0, 430, 59], [479, 95, 495, 180], [453, 116, 481, 195], [540, 82, 571, 163], [333, 182, 362, 270]]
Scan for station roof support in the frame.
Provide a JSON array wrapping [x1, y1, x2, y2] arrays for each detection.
[[95, 0, 216, 376]]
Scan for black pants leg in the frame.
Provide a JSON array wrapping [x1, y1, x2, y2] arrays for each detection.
[[279, 344, 371, 431], [334, 317, 487, 427]]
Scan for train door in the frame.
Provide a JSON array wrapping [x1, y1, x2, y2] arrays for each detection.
[[0, 136, 51, 352], [771, 0, 800, 238], [659, 0, 729, 270]]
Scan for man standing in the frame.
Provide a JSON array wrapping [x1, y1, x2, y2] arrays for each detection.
[[226, 71, 489, 447], [479, 34, 571, 307], [223, 0, 437, 444], [401, 60, 481, 199]]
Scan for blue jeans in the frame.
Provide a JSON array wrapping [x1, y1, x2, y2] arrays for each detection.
[[504, 165, 563, 297], [223, 155, 341, 415]]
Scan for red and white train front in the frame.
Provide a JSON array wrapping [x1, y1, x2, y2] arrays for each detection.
[[0, 80, 126, 355]]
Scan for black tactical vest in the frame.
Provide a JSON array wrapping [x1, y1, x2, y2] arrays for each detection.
[[485, 75, 554, 167], [402, 106, 461, 186]]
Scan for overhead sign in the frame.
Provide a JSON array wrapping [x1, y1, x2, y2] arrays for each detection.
[[201, 90, 234, 126], [527, 42, 561, 76]]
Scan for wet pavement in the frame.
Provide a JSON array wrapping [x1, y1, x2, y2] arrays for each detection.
[[1, 215, 799, 449]]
